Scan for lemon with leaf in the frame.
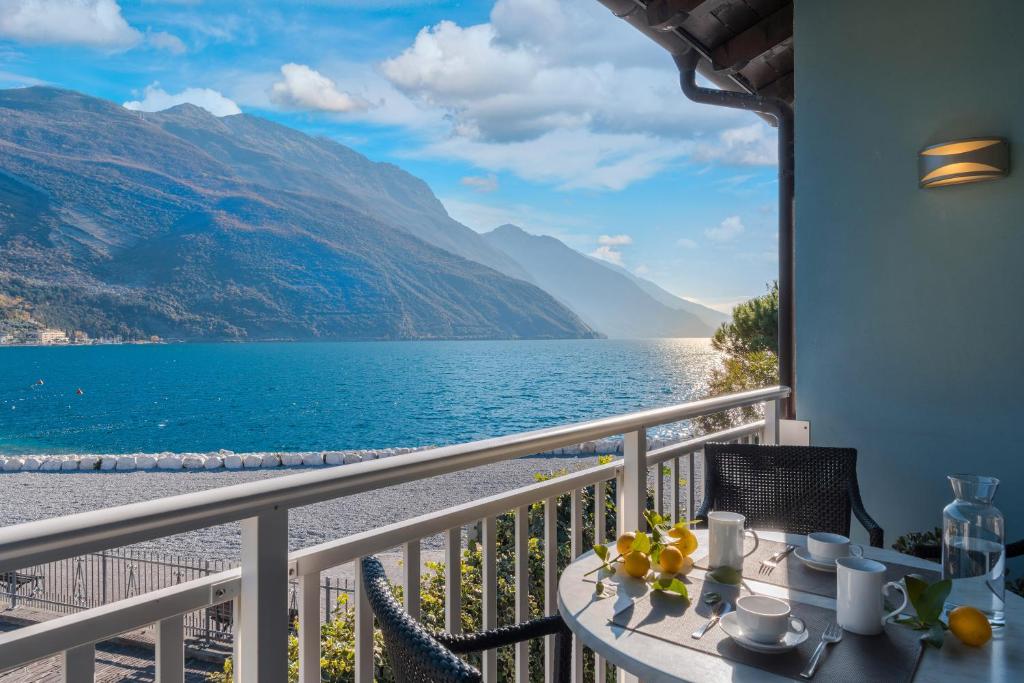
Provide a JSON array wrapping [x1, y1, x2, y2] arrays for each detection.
[[668, 524, 698, 556], [622, 550, 651, 579], [948, 606, 992, 647], [616, 532, 636, 555]]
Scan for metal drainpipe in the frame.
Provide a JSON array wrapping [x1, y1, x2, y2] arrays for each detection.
[[673, 50, 796, 419]]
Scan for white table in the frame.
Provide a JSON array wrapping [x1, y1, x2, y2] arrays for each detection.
[[558, 530, 1024, 683]]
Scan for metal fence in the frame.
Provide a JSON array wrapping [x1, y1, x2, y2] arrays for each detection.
[[1, 548, 353, 643]]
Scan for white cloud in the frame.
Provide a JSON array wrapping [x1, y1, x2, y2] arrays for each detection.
[[705, 215, 745, 242], [460, 174, 498, 193], [676, 238, 698, 249], [0, 0, 141, 49], [376, 0, 768, 190], [634, 264, 650, 276], [693, 123, 776, 166], [598, 234, 631, 246], [147, 30, 186, 55], [269, 63, 369, 113], [123, 83, 241, 117], [590, 245, 624, 266], [420, 128, 690, 191]]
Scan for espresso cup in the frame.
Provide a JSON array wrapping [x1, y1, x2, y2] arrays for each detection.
[[836, 557, 909, 635], [807, 532, 863, 563], [735, 595, 806, 644]]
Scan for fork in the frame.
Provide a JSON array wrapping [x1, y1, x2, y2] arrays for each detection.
[[800, 622, 842, 679], [758, 544, 796, 576]]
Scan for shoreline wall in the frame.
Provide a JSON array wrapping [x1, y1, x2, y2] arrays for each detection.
[[0, 437, 679, 473]]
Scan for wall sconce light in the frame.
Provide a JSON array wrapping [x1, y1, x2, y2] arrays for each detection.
[[919, 138, 1009, 188]]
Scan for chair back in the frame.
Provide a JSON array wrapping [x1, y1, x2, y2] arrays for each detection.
[[701, 443, 860, 537], [361, 555, 482, 683]]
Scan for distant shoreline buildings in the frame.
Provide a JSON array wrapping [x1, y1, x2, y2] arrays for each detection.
[[0, 327, 163, 347]]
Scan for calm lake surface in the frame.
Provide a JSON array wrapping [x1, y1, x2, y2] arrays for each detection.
[[0, 339, 719, 455]]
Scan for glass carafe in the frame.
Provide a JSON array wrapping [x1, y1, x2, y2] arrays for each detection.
[[942, 474, 1005, 625]]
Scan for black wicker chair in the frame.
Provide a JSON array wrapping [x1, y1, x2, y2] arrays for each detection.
[[695, 443, 884, 548], [361, 555, 572, 682]]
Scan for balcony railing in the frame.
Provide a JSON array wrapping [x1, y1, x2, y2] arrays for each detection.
[[0, 385, 790, 682]]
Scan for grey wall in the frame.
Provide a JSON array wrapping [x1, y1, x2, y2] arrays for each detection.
[[794, 0, 1024, 557]]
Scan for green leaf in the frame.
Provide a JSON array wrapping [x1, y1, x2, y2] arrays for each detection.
[[922, 622, 946, 649], [593, 544, 608, 561], [707, 566, 742, 585], [916, 579, 952, 625], [704, 592, 722, 605], [903, 574, 929, 609], [632, 532, 651, 554], [653, 577, 690, 600], [650, 546, 662, 565]]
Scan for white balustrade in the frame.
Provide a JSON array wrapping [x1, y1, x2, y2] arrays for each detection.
[[0, 387, 789, 681]]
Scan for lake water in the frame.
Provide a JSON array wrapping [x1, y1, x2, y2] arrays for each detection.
[[0, 339, 719, 455]]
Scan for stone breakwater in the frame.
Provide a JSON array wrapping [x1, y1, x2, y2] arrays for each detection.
[[0, 437, 678, 473]]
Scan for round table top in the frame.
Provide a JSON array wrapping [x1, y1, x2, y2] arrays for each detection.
[[558, 529, 1024, 683]]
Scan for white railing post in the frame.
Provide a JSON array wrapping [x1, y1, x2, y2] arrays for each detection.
[[403, 540, 420, 620], [570, 489, 584, 683], [354, 557, 373, 682], [764, 398, 780, 445], [445, 527, 462, 634], [297, 571, 320, 683], [155, 614, 184, 683], [653, 460, 663, 517], [544, 496, 557, 683], [514, 506, 529, 683], [688, 451, 697, 521], [231, 598, 242, 683], [593, 481, 607, 683], [670, 456, 680, 523], [481, 516, 497, 683], [622, 429, 647, 533], [238, 508, 289, 682], [62, 643, 94, 682]]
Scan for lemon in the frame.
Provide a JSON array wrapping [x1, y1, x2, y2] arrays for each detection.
[[622, 550, 651, 579], [948, 606, 992, 647], [616, 532, 636, 555], [669, 527, 698, 556], [658, 545, 685, 574]]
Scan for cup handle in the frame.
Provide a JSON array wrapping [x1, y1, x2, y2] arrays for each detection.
[[789, 616, 807, 634], [849, 544, 864, 558], [742, 529, 760, 558], [881, 581, 909, 625]]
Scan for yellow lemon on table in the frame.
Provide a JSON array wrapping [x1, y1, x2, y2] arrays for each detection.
[[948, 606, 992, 647], [622, 550, 651, 579], [658, 545, 685, 574], [616, 532, 636, 555], [668, 526, 698, 556]]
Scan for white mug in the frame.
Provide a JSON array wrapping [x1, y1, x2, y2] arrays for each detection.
[[807, 532, 864, 563], [707, 511, 759, 571], [736, 595, 806, 644], [836, 557, 908, 635]]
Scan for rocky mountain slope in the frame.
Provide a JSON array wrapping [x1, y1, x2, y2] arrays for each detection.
[[0, 87, 595, 341], [482, 224, 718, 338]]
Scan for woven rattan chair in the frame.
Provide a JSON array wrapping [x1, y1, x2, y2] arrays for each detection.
[[361, 555, 572, 682], [695, 443, 884, 548]]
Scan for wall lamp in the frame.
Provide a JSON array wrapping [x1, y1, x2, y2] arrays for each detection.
[[919, 138, 1009, 188]]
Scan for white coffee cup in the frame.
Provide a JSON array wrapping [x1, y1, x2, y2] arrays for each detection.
[[807, 532, 863, 563], [836, 557, 908, 635], [735, 595, 806, 644], [708, 511, 759, 571]]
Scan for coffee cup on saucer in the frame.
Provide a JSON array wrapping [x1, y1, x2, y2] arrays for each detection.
[[735, 595, 806, 644], [806, 532, 863, 563]]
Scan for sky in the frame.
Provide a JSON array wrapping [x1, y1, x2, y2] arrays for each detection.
[[0, 0, 780, 313]]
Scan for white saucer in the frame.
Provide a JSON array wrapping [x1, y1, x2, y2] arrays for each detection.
[[719, 612, 809, 653], [794, 547, 838, 572]]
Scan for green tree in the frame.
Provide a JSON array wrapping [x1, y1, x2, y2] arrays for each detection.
[[698, 283, 779, 432]]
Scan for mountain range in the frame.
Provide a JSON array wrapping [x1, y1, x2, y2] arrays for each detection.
[[0, 87, 592, 340], [0, 86, 726, 342], [483, 225, 725, 338]]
